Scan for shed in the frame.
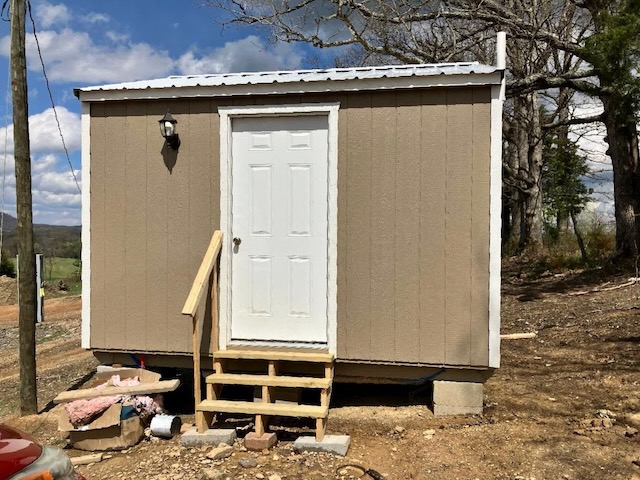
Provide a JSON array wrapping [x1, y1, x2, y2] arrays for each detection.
[[76, 47, 504, 433]]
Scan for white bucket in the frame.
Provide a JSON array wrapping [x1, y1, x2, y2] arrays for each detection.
[[150, 415, 182, 438]]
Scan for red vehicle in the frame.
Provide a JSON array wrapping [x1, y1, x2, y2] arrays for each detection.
[[0, 425, 85, 480]]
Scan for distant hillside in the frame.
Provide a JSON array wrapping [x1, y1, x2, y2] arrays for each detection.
[[0, 212, 81, 258]]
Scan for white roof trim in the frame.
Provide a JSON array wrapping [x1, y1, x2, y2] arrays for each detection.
[[76, 63, 503, 102]]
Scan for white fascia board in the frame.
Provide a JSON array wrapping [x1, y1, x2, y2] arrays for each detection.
[[488, 84, 503, 368], [81, 102, 91, 349], [77, 73, 503, 103]]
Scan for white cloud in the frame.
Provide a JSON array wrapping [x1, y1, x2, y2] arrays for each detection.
[[0, 106, 81, 225], [177, 35, 304, 74], [0, 106, 80, 155], [0, 152, 81, 225], [35, 2, 71, 29], [105, 31, 129, 43], [0, 29, 174, 84], [83, 12, 110, 24]]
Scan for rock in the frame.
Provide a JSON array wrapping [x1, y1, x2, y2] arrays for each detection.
[[625, 427, 639, 438], [423, 429, 436, 439], [201, 468, 226, 480], [626, 413, 640, 429], [596, 409, 616, 418], [268, 475, 282, 480], [206, 443, 234, 461], [239, 457, 258, 468], [256, 474, 265, 479], [394, 425, 406, 434]]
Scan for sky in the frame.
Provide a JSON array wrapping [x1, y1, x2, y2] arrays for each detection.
[[0, 0, 331, 225], [0, 1, 615, 227]]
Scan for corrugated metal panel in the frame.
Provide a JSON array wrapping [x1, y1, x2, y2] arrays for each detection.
[[77, 63, 500, 93]]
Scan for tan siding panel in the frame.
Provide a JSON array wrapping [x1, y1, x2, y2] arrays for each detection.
[[165, 101, 192, 353], [418, 90, 447, 364], [124, 103, 148, 350], [393, 92, 422, 362], [344, 93, 372, 360], [145, 102, 169, 353], [90, 104, 106, 349], [188, 99, 215, 354], [369, 92, 396, 361], [470, 88, 491, 365], [211, 102, 221, 232], [336, 97, 349, 359], [102, 103, 127, 349], [444, 89, 474, 365]]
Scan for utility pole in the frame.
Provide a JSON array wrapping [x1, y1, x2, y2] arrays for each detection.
[[11, 0, 37, 415]]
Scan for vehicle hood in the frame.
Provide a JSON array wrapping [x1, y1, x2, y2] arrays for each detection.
[[0, 425, 42, 479]]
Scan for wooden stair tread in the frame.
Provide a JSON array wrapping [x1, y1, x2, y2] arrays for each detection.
[[214, 349, 334, 363], [206, 373, 332, 389], [197, 399, 328, 418]]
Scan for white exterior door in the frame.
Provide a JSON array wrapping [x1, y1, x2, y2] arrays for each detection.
[[230, 115, 329, 344]]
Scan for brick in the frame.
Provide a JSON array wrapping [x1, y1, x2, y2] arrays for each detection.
[[244, 432, 277, 451]]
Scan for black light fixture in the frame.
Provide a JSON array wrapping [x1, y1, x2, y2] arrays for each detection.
[[159, 111, 180, 151]]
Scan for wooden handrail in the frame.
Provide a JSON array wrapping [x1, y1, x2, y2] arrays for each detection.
[[182, 230, 223, 428], [182, 230, 223, 317]]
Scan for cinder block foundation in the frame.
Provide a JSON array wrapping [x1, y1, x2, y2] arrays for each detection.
[[432, 380, 483, 416], [180, 428, 237, 447], [293, 435, 350, 456]]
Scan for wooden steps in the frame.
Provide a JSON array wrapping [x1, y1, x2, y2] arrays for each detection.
[[198, 399, 328, 418], [213, 349, 334, 363], [195, 348, 334, 441], [206, 373, 332, 389]]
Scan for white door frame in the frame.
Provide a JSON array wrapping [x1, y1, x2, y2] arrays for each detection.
[[218, 103, 340, 354]]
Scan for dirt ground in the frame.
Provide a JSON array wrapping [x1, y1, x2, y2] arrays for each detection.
[[1, 267, 639, 480]]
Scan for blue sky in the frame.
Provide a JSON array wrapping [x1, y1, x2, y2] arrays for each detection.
[[0, 1, 614, 226], [0, 0, 329, 225]]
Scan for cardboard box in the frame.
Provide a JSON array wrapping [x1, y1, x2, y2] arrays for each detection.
[[59, 403, 143, 451], [58, 369, 159, 451]]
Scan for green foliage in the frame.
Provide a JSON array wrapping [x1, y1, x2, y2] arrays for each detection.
[[582, 0, 640, 117], [0, 251, 15, 277], [44, 257, 81, 295], [542, 133, 592, 225]]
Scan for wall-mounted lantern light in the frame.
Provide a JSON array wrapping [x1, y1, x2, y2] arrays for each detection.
[[159, 111, 181, 151]]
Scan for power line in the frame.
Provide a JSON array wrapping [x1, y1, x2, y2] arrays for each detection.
[[26, 0, 81, 195]]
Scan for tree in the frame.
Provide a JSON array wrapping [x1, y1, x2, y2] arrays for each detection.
[[0, 251, 16, 277], [210, 0, 640, 259]]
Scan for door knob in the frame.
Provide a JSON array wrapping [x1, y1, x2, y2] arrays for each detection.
[[233, 237, 242, 246]]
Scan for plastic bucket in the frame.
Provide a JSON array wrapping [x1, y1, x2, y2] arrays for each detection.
[[150, 415, 182, 438]]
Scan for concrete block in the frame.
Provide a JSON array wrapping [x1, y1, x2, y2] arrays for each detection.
[[293, 435, 350, 456], [432, 380, 483, 416], [244, 432, 277, 451], [180, 428, 237, 447]]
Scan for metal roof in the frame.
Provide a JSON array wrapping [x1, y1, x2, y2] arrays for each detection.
[[75, 62, 501, 95]]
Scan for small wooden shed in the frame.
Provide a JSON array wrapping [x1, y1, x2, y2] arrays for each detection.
[[76, 52, 504, 429]]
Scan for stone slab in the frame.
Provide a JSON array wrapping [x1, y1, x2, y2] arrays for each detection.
[[244, 431, 277, 451], [180, 427, 237, 447], [433, 404, 483, 416], [432, 380, 483, 416], [293, 435, 350, 456]]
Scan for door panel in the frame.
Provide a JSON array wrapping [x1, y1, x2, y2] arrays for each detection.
[[231, 115, 329, 343]]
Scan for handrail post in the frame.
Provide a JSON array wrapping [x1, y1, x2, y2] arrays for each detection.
[[182, 230, 223, 433]]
